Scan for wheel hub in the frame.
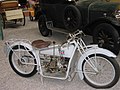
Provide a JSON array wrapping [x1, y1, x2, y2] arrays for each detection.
[[67, 17, 71, 21], [98, 33, 110, 47]]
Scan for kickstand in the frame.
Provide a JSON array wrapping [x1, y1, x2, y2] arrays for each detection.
[[41, 75, 44, 85], [67, 72, 76, 81]]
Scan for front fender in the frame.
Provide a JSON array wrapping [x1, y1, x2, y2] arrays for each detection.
[[104, 17, 120, 26], [77, 47, 116, 80]]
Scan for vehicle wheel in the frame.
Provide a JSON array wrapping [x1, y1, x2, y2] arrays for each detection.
[[93, 23, 120, 55], [38, 15, 51, 37], [20, 13, 25, 26], [22, 14, 26, 26], [63, 5, 81, 32], [29, 12, 34, 21], [1, 15, 5, 29], [82, 54, 120, 88], [9, 45, 37, 77]]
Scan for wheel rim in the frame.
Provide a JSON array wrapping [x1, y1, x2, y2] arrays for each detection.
[[29, 13, 34, 21], [97, 30, 114, 48], [18, 18, 25, 26], [20, 14, 25, 26], [39, 22, 48, 35], [83, 56, 115, 86], [38, 17, 49, 36], [64, 8, 79, 31], [11, 49, 35, 74], [30, 16, 33, 21]]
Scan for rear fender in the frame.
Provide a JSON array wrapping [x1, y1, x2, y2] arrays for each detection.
[[5, 41, 38, 63]]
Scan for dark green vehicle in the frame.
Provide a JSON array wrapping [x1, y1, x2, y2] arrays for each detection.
[[38, 0, 120, 55]]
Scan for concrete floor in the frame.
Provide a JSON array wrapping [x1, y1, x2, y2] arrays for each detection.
[[0, 18, 120, 90]]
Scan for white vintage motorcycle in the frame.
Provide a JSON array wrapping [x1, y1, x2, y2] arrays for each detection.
[[5, 30, 120, 89]]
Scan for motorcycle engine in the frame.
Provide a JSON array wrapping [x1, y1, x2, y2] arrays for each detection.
[[41, 55, 69, 74]]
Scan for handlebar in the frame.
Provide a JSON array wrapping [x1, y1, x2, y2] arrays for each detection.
[[68, 30, 84, 40], [65, 30, 84, 45], [61, 30, 84, 47]]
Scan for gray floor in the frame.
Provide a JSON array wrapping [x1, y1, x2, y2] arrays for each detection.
[[0, 18, 120, 90]]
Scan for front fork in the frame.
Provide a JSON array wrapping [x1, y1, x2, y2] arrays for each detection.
[[77, 45, 116, 80]]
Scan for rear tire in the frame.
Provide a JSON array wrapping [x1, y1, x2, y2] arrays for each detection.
[[93, 23, 120, 55], [82, 54, 119, 88], [9, 45, 37, 77]]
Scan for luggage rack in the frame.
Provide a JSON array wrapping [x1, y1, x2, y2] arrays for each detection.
[[4, 39, 32, 57]]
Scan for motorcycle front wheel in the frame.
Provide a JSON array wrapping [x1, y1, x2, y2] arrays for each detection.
[[9, 45, 37, 77], [82, 54, 119, 88]]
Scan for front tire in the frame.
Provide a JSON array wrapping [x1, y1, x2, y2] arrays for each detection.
[[38, 15, 52, 37], [9, 45, 37, 77], [82, 54, 120, 88], [93, 23, 120, 55]]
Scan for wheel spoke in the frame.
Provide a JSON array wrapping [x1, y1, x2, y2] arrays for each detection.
[[85, 57, 99, 72], [84, 69, 97, 75], [65, 12, 77, 29], [11, 48, 36, 75], [83, 55, 116, 87], [97, 30, 115, 47], [64, 5, 81, 31]]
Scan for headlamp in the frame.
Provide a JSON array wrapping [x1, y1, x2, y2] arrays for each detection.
[[115, 9, 120, 18]]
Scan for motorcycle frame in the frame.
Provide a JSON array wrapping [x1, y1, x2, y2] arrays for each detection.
[[35, 39, 80, 80], [4, 31, 117, 81]]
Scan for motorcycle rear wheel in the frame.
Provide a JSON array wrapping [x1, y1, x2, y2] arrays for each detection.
[[9, 45, 37, 77]]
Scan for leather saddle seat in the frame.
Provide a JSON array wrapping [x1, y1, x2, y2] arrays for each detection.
[[32, 39, 51, 48]]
